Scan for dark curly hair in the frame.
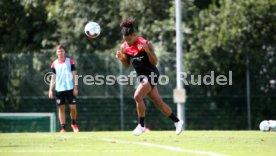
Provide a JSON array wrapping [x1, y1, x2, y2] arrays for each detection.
[[120, 18, 135, 36]]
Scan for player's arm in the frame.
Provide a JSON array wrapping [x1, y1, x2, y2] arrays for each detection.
[[72, 70, 78, 96], [143, 41, 158, 66], [48, 67, 56, 99], [116, 45, 130, 68], [120, 56, 130, 67], [71, 59, 78, 96]]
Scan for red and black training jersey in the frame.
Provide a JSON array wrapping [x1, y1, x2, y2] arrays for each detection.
[[122, 36, 159, 77]]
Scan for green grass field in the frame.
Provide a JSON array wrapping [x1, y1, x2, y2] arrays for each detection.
[[0, 131, 275, 156]]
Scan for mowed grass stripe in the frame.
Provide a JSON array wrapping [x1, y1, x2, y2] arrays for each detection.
[[0, 131, 276, 156]]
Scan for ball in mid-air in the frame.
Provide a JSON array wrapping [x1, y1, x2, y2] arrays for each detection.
[[84, 21, 101, 38], [259, 120, 270, 131]]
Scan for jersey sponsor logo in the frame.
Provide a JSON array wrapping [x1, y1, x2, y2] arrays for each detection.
[[137, 44, 143, 51], [132, 56, 144, 61]]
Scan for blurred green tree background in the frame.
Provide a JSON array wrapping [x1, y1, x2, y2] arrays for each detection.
[[0, 0, 275, 130]]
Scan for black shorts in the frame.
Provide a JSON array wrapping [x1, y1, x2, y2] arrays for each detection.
[[55, 89, 76, 105], [138, 72, 159, 88]]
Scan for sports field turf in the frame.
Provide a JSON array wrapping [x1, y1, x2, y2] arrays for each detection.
[[0, 131, 275, 156]]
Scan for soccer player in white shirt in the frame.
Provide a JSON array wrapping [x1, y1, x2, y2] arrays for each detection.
[[48, 45, 79, 133]]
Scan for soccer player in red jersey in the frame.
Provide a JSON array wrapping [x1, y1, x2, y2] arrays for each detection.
[[116, 18, 184, 136], [48, 45, 79, 133]]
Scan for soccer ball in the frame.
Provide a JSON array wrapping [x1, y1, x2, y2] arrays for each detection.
[[259, 120, 270, 131], [84, 21, 101, 38]]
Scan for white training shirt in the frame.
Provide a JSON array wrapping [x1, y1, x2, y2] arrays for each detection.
[[51, 58, 75, 92]]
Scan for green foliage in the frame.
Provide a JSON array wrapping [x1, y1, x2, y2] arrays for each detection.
[[0, 0, 55, 53], [46, 0, 122, 53], [1, 0, 275, 96], [186, 0, 276, 95], [0, 0, 276, 130]]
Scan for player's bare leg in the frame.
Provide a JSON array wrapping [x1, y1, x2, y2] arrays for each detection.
[[147, 86, 173, 116], [147, 86, 184, 135], [58, 105, 66, 132], [69, 104, 77, 120], [69, 104, 79, 132], [132, 79, 152, 136]]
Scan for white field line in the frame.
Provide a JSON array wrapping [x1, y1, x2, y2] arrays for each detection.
[[0, 150, 130, 153], [3, 134, 227, 156], [100, 138, 227, 156]]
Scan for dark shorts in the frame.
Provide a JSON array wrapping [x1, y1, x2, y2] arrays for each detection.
[[55, 89, 76, 105], [138, 72, 159, 88]]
